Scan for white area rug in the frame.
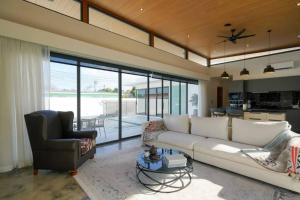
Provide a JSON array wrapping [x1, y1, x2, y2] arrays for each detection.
[[74, 147, 300, 200]]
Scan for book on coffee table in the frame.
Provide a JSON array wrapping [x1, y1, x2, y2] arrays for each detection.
[[164, 154, 187, 168]]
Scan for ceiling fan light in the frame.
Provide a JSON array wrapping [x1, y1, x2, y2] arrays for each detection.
[[263, 65, 275, 73], [221, 71, 230, 79], [240, 68, 250, 76]]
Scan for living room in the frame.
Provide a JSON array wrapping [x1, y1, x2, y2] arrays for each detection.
[[0, 0, 300, 199]]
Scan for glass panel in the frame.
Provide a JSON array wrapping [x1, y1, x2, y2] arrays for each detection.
[[154, 37, 185, 58], [25, 0, 81, 20], [49, 62, 77, 130], [81, 68, 119, 144], [181, 83, 187, 114], [149, 78, 162, 118], [188, 84, 199, 116], [171, 81, 180, 115], [122, 73, 148, 138], [163, 80, 170, 116], [188, 52, 207, 66], [89, 7, 149, 44]]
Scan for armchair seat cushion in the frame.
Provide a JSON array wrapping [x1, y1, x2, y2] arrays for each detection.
[[80, 138, 94, 156]]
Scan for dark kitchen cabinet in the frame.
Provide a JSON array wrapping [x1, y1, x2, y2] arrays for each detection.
[[286, 110, 300, 134], [229, 80, 244, 93], [246, 76, 300, 93]]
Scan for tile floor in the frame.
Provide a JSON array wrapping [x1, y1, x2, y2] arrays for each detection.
[[0, 137, 142, 200]]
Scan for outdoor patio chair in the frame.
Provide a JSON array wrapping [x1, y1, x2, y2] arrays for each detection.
[[95, 115, 107, 138]]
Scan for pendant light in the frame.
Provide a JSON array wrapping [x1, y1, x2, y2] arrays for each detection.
[[263, 30, 275, 74], [240, 39, 250, 76], [220, 41, 230, 79]]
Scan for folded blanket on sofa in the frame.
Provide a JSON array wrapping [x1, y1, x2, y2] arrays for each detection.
[[241, 130, 300, 177]]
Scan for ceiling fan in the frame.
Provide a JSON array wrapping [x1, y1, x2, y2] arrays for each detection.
[[218, 29, 256, 44]]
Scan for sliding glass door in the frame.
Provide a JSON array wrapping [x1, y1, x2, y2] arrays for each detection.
[[81, 68, 119, 144], [50, 53, 199, 144], [181, 83, 187, 115], [163, 80, 170, 116], [171, 81, 180, 114], [49, 62, 78, 129], [149, 78, 163, 119], [188, 84, 199, 116], [121, 73, 148, 139]]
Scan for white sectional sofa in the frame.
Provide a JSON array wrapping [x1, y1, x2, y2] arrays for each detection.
[[144, 115, 300, 193]]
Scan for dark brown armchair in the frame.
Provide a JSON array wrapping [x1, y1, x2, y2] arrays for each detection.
[[24, 110, 97, 175]]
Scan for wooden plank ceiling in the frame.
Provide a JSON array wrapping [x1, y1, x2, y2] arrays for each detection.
[[89, 0, 300, 59]]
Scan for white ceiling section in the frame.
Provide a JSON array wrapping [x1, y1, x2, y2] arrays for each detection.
[[209, 50, 300, 80], [0, 0, 209, 80]]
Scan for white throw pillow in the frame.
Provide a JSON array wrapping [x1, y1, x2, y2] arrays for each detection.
[[232, 118, 290, 147], [191, 117, 229, 140], [163, 115, 190, 134]]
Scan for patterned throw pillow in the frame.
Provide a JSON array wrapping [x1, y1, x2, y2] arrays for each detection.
[[142, 120, 166, 143], [144, 120, 166, 133], [80, 138, 94, 156], [287, 145, 300, 176]]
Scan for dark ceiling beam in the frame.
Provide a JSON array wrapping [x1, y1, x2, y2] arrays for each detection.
[[149, 33, 154, 47], [86, 0, 208, 60], [81, 0, 89, 23], [185, 49, 188, 60]]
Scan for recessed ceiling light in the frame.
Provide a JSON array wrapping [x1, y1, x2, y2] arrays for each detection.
[[297, 2, 300, 6], [297, 35, 300, 38], [187, 34, 190, 38], [140, 8, 144, 12]]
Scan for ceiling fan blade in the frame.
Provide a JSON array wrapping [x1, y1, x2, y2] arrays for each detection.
[[235, 28, 246, 37], [217, 36, 229, 38], [231, 40, 237, 44], [237, 34, 256, 39]]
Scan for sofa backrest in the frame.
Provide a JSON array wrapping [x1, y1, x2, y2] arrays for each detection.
[[191, 117, 229, 140], [163, 114, 190, 134], [232, 118, 290, 147]]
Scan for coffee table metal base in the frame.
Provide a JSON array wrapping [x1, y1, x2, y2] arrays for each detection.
[[136, 163, 192, 193]]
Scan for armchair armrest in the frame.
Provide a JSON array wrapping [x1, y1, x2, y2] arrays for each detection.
[[66, 130, 97, 139], [44, 139, 80, 151]]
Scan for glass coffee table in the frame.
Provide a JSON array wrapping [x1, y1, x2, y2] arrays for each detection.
[[136, 148, 193, 193]]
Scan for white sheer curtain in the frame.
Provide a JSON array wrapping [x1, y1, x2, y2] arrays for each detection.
[[0, 36, 50, 172]]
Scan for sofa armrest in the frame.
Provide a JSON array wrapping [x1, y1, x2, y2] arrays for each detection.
[[44, 139, 80, 151], [66, 130, 97, 139]]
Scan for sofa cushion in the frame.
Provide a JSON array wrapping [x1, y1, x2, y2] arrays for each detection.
[[163, 115, 190, 134], [232, 118, 290, 147], [191, 117, 229, 140], [157, 131, 206, 150], [194, 138, 265, 169]]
